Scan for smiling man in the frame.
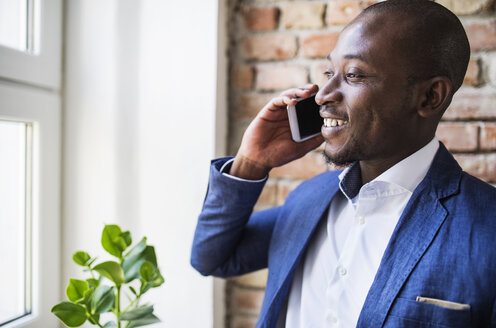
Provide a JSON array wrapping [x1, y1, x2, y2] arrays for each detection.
[[191, 1, 496, 327]]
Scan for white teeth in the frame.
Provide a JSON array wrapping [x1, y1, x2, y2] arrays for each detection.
[[324, 118, 348, 127]]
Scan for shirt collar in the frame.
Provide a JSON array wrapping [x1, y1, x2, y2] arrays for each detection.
[[338, 138, 440, 200]]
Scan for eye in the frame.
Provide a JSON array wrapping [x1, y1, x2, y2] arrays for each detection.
[[323, 70, 334, 79], [346, 73, 362, 79]]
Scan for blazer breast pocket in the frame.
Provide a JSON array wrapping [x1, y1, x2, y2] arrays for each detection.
[[384, 297, 471, 328]]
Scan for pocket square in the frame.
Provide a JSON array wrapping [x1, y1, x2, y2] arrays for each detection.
[[416, 296, 470, 310]]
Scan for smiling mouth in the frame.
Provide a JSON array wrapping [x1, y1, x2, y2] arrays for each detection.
[[324, 118, 348, 127]]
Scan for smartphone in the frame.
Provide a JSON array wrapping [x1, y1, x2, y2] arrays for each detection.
[[287, 95, 322, 142]]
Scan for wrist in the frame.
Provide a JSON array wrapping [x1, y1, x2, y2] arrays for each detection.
[[230, 155, 270, 180]]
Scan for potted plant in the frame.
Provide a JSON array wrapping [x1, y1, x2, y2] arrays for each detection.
[[52, 224, 164, 328]]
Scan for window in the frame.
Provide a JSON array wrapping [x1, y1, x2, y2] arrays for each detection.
[[0, 121, 33, 325], [0, 0, 39, 53], [0, 0, 61, 327]]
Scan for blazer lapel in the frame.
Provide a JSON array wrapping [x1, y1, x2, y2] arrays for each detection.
[[260, 171, 341, 326], [357, 143, 462, 327]]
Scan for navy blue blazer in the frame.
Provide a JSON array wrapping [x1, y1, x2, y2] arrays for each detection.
[[191, 143, 496, 327]]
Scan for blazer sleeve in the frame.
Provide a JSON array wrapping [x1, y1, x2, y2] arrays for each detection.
[[190, 157, 280, 278]]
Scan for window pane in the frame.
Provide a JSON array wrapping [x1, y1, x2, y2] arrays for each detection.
[[0, 120, 31, 325], [0, 0, 28, 51]]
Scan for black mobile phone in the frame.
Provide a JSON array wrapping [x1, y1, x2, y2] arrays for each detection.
[[287, 95, 322, 142]]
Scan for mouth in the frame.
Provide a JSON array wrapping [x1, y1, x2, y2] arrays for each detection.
[[323, 118, 348, 128]]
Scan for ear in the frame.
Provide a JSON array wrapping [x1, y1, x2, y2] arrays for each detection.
[[415, 77, 452, 118]]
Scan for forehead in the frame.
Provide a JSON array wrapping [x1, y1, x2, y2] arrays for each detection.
[[330, 17, 409, 68]]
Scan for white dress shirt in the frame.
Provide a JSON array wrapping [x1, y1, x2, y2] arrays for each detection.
[[284, 138, 439, 328]]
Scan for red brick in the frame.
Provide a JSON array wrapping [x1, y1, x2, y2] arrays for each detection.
[[454, 153, 496, 183], [436, 122, 479, 151], [465, 20, 496, 51], [242, 6, 279, 31], [270, 151, 328, 180], [231, 315, 258, 328], [231, 286, 265, 315], [480, 123, 496, 150], [255, 179, 278, 207], [310, 61, 330, 88], [255, 64, 308, 91], [242, 34, 297, 61], [463, 58, 481, 86], [233, 92, 278, 119], [276, 179, 304, 205], [435, 0, 495, 15], [232, 65, 254, 90], [326, 0, 377, 26], [280, 3, 326, 29], [300, 32, 340, 58], [442, 91, 496, 120]]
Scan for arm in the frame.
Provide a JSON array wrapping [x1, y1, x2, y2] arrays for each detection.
[[191, 85, 324, 277], [190, 157, 280, 277]]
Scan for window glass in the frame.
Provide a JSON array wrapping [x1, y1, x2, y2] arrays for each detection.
[[0, 120, 32, 325], [0, 0, 28, 51]]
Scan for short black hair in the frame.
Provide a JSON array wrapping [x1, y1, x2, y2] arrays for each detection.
[[358, 0, 470, 94]]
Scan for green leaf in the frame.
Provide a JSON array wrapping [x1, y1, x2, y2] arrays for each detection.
[[90, 285, 115, 315], [51, 301, 87, 327], [129, 286, 137, 296], [140, 261, 155, 282], [87, 278, 99, 289], [66, 279, 89, 303], [120, 305, 154, 321], [151, 270, 164, 288], [121, 231, 132, 247], [124, 237, 147, 258], [122, 244, 158, 283], [101, 224, 128, 258], [72, 251, 91, 266], [103, 322, 117, 328], [122, 238, 147, 282], [87, 257, 98, 267], [83, 287, 94, 309], [126, 313, 160, 328], [93, 261, 125, 286]]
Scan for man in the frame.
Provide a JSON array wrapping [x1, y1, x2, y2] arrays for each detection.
[[191, 0, 496, 327]]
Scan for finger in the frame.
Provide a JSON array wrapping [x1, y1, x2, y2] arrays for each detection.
[[264, 95, 296, 110], [263, 84, 320, 112], [280, 84, 319, 98]]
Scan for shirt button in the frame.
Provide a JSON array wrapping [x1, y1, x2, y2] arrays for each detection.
[[330, 316, 338, 324], [358, 216, 365, 225], [338, 266, 347, 276]]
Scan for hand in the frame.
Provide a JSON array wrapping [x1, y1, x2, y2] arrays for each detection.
[[230, 84, 324, 180]]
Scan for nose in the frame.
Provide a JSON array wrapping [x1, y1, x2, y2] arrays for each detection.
[[315, 76, 343, 106]]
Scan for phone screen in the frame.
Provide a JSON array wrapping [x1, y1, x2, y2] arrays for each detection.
[[295, 95, 322, 138]]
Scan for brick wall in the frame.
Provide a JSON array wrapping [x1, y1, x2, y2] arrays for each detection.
[[225, 0, 496, 327]]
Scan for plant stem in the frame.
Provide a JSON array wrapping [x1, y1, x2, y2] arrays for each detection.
[[87, 311, 104, 328], [116, 285, 121, 328]]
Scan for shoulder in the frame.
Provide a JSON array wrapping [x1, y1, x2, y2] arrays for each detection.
[[456, 171, 496, 206], [460, 171, 496, 194]]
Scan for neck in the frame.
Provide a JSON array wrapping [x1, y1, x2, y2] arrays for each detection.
[[358, 138, 433, 184]]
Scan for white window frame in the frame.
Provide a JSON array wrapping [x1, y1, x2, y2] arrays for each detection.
[[0, 0, 61, 90], [0, 0, 61, 327]]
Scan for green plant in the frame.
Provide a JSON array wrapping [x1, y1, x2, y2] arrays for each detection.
[[51, 224, 164, 328]]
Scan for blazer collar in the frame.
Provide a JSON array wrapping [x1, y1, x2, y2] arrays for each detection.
[[357, 142, 462, 327]]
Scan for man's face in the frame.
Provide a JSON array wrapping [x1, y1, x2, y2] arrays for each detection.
[[316, 17, 420, 166]]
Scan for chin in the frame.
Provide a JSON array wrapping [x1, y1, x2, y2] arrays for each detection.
[[322, 149, 355, 167]]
